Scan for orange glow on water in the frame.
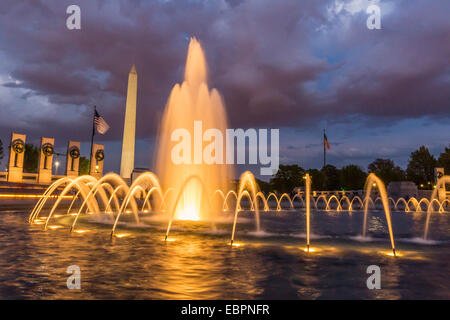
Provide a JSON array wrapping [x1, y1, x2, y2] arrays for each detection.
[[115, 233, 130, 238], [381, 250, 402, 257], [48, 225, 63, 230]]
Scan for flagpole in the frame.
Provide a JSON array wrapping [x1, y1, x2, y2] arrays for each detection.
[[89, 106, 96, 173], [323, 128, 326, 168]]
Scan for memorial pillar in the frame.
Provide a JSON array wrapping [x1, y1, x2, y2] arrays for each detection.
[[37, 137, 55, 184], [7, 133, 26, 183]]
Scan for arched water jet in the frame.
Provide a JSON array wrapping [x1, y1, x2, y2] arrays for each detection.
[[292, 193, 305, 208], [44, 176, 100, 230], [223, 190, 238, 211], [266, 193, 279, 211], [350, 196, 364, 211], [164, 175, 215, 241], [141, 186, 164, 212], [278, 193, 294, 211], [362, 173, 397, 256], [238, 190, 254, 211], [110, 172, 164, 236], [160, 188, 175, 211], [29, 176, 76, 223], [424, 175, 450, 240], [340, 196, 351, 210], [255, 192, 269, 211], [71, 173, 132, 232], [230, 171, 260, 245], [105, 185, 127, 213], [315, 195, 328, 210], [326, 195, 342, 211]]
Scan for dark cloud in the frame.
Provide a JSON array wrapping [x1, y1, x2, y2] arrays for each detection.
[[0, 0, 448, 172]]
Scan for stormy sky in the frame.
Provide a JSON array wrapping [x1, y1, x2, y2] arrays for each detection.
[[0, 0, 448, 177]]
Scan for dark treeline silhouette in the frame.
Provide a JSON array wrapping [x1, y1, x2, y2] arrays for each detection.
[[259, 145, 450, 193]]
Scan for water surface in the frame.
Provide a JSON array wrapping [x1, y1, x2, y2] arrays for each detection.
[[0, 209, 448, 299]]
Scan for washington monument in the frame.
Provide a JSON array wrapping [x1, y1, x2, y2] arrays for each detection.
[[120, 65, 137, 179]]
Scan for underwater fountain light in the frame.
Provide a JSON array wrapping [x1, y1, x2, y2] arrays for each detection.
[[48, 225, 63, 230]]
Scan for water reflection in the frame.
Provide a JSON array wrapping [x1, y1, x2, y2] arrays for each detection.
[[0, 210, 448, 299]]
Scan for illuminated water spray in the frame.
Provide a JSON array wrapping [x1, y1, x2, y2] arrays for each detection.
[[155, 38, 232, 221], [363, 173, 397, 256], [305, 173, 311, 252], [424, 175, 450, 240]]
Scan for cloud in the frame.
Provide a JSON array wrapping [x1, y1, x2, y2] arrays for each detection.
[[0, 0, 448, 173]]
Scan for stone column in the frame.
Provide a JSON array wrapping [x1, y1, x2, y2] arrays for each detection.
[[435, 167, 446, 201], [90, 143, 104, 179], [66, 141, 81, 177], [37, 137, 55, 184], [7, 132, 26, 183]]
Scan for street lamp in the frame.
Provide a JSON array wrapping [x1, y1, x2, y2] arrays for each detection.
[[55, 160, 60, 175]]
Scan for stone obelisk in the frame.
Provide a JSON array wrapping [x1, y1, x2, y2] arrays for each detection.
[[120, 65, 137, 179]]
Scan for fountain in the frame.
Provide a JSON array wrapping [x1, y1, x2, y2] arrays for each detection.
[[424, 175, 450, 240], [363, 173, 397, 256], [155, 38, 232, 222], [27, 39, 449, 259]]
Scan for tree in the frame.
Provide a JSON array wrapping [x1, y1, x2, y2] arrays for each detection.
[[368, 158, 406, 185], [306, 168, 326, 190], [340, 164, 367, 190], [438, 145, 450, 175], [269, 164, 305, 193], [0, 139, 3, 166], [23, 143, 39, 173], [79, 156, 90, 175], [255, 178, 271, 194], [321, 165, 340, 190], [406, 146, 437, 189]]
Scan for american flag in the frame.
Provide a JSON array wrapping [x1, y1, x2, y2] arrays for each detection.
[[324, 132, 330, 150], [94, 110, 110, 135]]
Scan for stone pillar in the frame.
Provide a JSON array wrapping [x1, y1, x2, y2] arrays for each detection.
[[90, 143, 104, 179], [66, 141, 80, 177], [37, 137, 55, 185], [7, 133, 26, 183], [435, 167, 446, 201]]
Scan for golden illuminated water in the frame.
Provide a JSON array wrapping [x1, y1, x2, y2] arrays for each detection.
[[363, 173, 397, 255], [305, 173, 311, 251], [424, 175, 450, 239], [155, 38, 232, 221]]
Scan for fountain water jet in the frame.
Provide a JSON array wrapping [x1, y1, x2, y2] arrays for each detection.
[[305, 173, 311, 252], [424, 175, 450, 240], [230, 171, 261, 245], [155, 38, 232, 222], [164, 175, 215, 241], [363, 173, 397, 256]]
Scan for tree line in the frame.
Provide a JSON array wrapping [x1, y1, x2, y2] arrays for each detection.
[[257, 145, 450, 193]]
